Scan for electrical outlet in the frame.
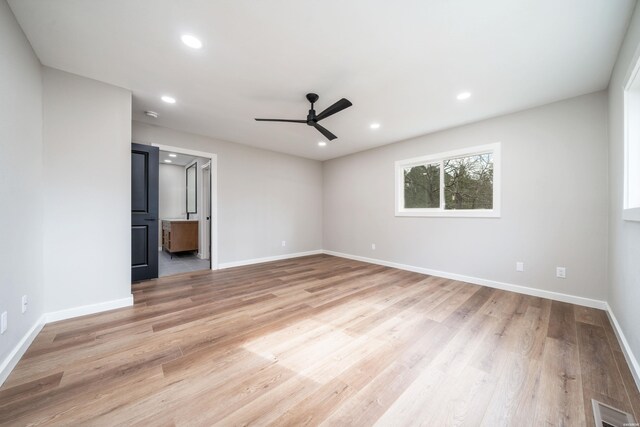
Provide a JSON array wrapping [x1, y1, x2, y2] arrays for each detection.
[[281, 240, 286, 247], [556, 267, 566, 279], [1, 312, 7, 334], [371, 243, 376, 250], [22, 295, 28, 314], [516, 262, 524, 272]]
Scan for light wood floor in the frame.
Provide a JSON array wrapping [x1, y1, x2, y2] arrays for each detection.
[[1, 255, 638, 426]]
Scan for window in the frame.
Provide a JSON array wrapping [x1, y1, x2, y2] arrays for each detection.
[[395, 143, 501, 217], [623, 58, 640, 221]]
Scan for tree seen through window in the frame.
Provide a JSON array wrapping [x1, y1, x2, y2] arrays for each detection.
[[444, 153, 493, 210], [403, 163, 440, 208]]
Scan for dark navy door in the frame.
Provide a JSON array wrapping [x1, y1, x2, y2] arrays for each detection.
[[131, 143, 159, 281]]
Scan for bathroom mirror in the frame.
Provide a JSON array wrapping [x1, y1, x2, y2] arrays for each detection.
[[186, 163, 197, 214]]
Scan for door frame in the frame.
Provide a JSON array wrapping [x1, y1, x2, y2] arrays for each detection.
[[149, 143, 218, 270], [201, 162, 211, 261]]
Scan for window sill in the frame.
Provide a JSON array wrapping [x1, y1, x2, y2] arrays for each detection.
[[396, 209, 500, 218], [623, 207, 640, 222]]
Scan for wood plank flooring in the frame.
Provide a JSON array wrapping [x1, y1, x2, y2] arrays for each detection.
[[0, 254, 638, 426]]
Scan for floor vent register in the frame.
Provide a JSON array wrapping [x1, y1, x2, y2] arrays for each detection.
[[592, 399, 637, 427]]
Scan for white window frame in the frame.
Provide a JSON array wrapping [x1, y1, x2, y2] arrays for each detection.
[[623, 55, 640, 222], [395, 143, 501, 218]]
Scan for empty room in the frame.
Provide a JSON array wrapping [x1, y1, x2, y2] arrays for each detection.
[[1, 0, 640, 425]]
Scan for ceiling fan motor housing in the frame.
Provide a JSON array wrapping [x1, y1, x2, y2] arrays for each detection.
[[306, 93, 318, 124]]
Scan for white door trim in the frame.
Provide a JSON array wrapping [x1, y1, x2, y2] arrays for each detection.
[[201, 162, 211, 261]]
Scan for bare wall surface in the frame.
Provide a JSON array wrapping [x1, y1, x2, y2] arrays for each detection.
[[323, 92, 609, 301], [43, 67, 132, 312], [158, 163, 186, 244], [0, 0, 44, 366], [132, 122, 323, 264], [608, 3, 640, 365]]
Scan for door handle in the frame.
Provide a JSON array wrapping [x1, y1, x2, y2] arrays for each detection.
[[144, 218, 156, 221]]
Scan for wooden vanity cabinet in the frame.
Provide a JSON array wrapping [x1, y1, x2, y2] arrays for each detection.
[[162, 220, 198, 254]]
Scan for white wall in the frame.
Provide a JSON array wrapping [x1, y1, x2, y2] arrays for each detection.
[[159, 163, 186, 245], [608, 3, 640, 369], [324, 92, 609, 301], [42, 67, 132, 312], [132, 122, 323, 264], [159, 163, 186, 219], [0, 0, 44, 370]]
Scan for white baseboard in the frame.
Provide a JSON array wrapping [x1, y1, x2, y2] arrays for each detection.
[[218, 250, 323, 269], [322, 250, 607, 310], [45, 296, 134, 323], [605, 303, 640, 392], [0, 295, 134, 386], [0, 314, 46, 387]]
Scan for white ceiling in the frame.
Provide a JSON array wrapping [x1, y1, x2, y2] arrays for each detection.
[[9, 0, 635, 161], [159, 150, 196, 167]]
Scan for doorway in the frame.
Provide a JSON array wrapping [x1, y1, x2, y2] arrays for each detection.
[[131, 142, 217, 282]]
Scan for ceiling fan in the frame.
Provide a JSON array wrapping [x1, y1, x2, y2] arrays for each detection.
[[255, 93, 352, 141]]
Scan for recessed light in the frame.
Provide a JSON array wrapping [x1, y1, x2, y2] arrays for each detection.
[[370, 123, 380, 129], [169, 153, 177, 158], [161, 95, 176, 104], [181, 34, 202, 49], [318, 141, 327, 147], [164, 159, 172, 163], [456, 92, 471, 100]]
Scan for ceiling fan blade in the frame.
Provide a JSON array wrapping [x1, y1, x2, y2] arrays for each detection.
[[315, 98, 353, 121], [255, 118, 307, 123], [313, 122, 337, 140]]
